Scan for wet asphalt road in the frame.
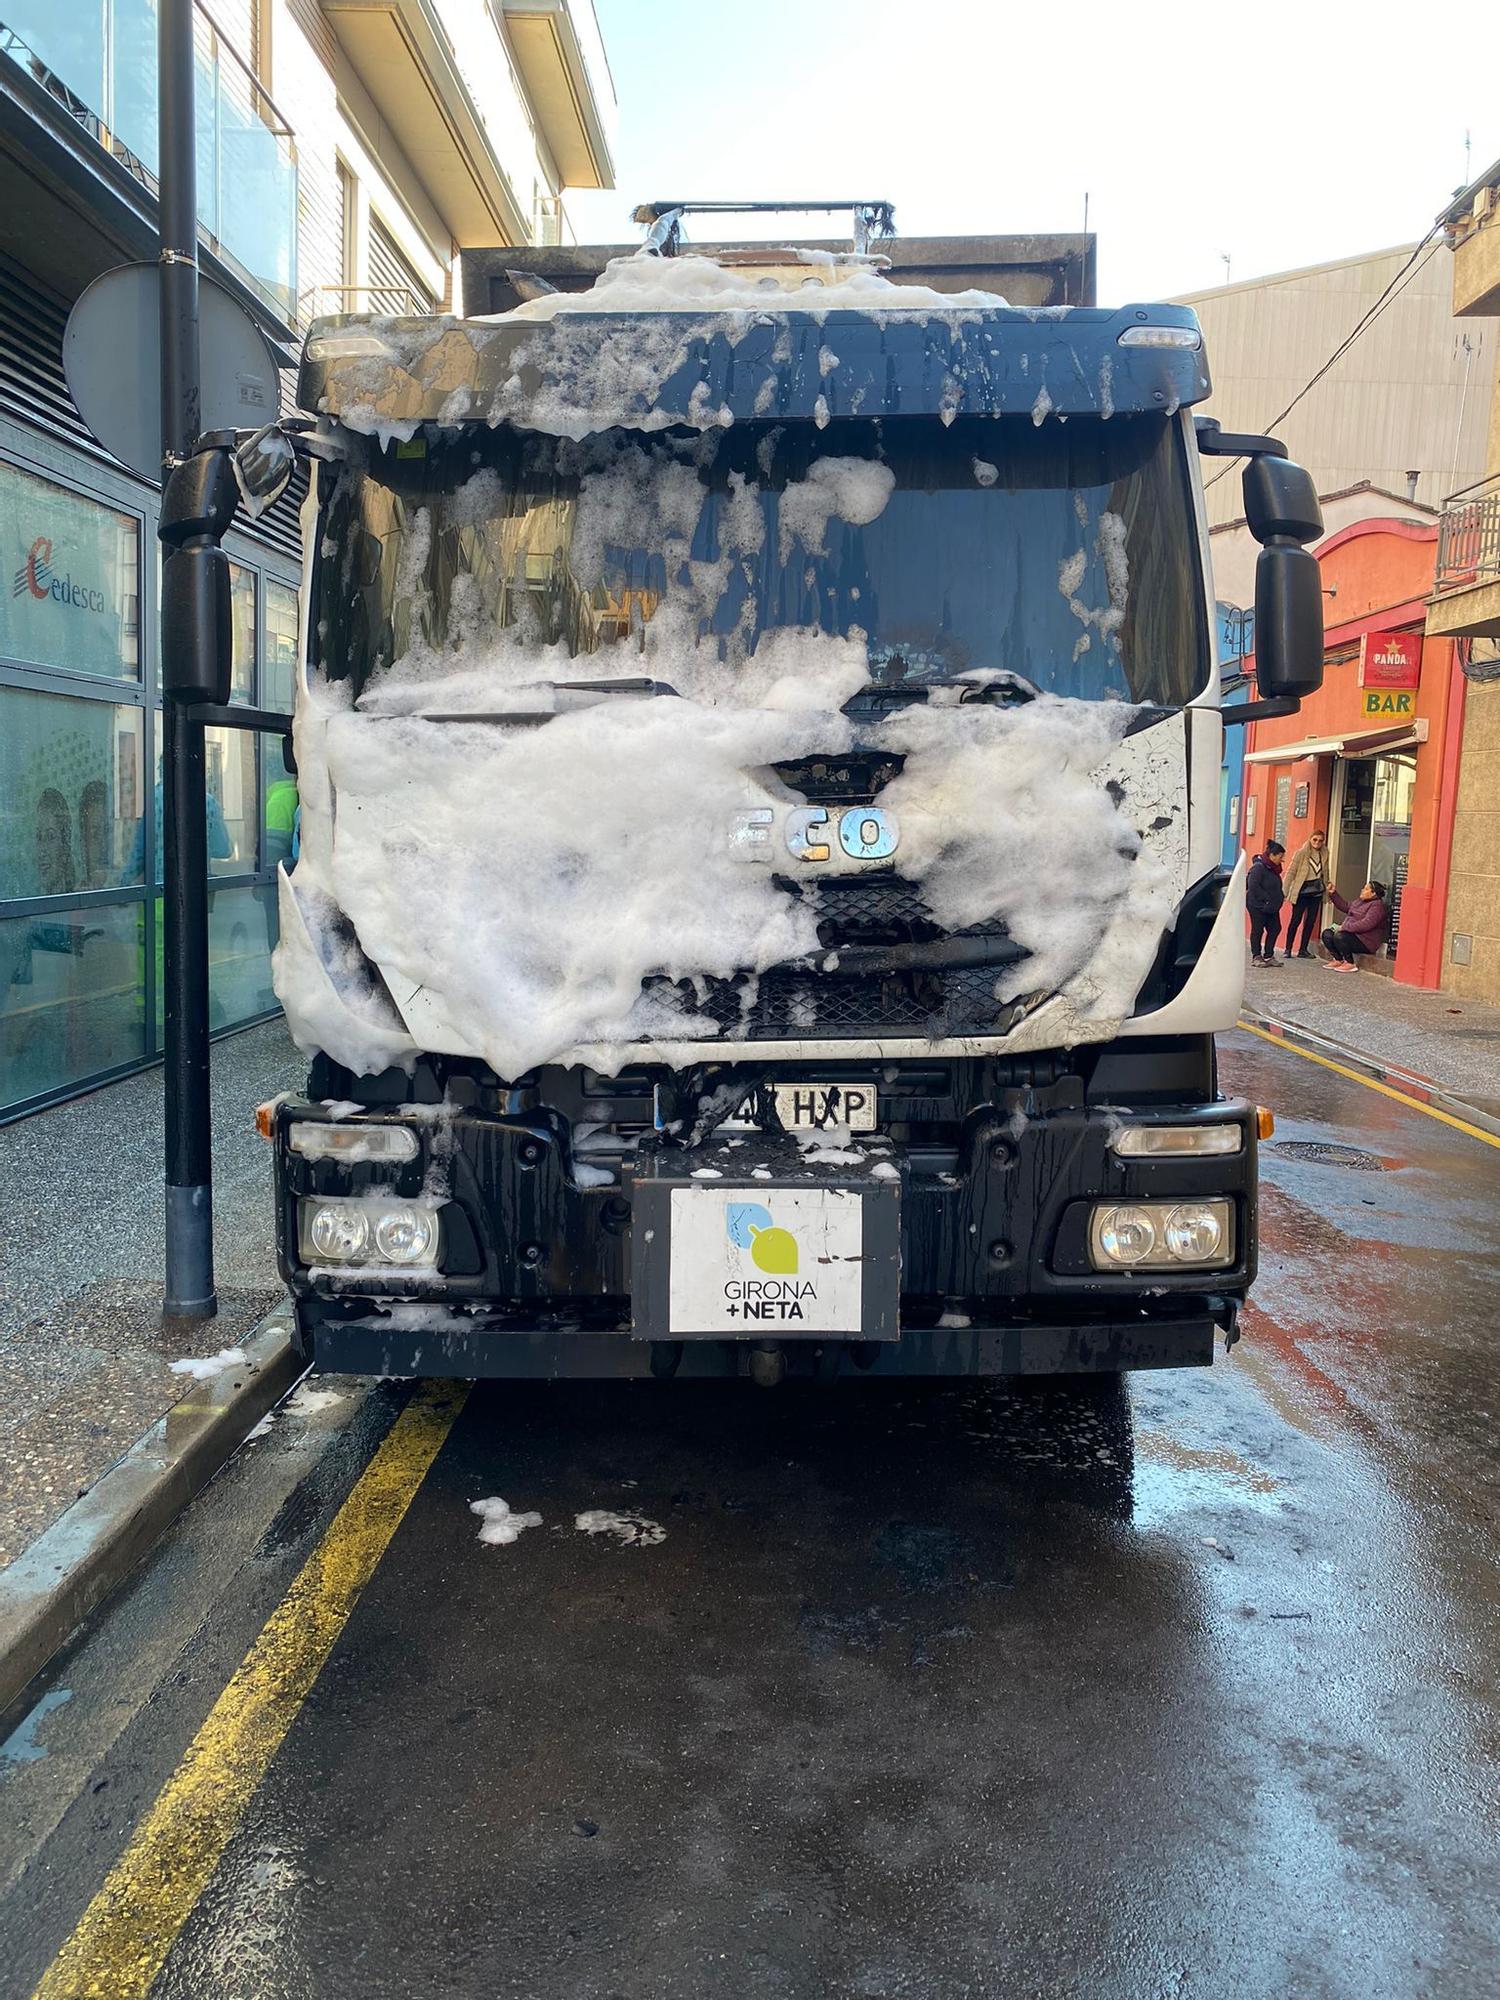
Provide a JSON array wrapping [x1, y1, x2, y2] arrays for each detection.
[[2, 1029, 1499, 1999]]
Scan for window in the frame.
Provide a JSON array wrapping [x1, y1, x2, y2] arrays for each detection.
[[0, 442, 295, 1114], [0, 460, 140, 680], [0, 688, 145, 896], [1, 903, 145, 1105], [203, 725, 259, 875], [228, 561, 256, 703], [368, 213, 436, 315], [337, 159, 358, 302], [265, 578, 300, 711]]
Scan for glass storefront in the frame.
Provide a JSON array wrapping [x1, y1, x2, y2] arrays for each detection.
[[0, 433, 300, 1119], [0, 459, 139, 679]]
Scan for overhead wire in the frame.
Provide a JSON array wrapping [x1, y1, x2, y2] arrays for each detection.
[[1203, 227, 1448, 490]]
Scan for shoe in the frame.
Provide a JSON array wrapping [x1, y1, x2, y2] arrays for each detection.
[[1297, 951, 1313, 960]]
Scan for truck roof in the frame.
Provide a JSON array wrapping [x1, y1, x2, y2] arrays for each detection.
[[300, 289, 1210, 442]]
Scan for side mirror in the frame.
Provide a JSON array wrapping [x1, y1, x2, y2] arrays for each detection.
[[1254, 545, 1323, 701], [1246, 453, 1324, 704], [233, 424, 296, 520], [1243, 456, 1322, 546]]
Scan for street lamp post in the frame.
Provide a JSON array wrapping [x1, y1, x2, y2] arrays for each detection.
[[157, 0, 216, 1320]]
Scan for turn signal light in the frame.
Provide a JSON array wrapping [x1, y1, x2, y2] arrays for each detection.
[[1256, 1106, 1275, 1140], [1110, 1124, 1241, 1158], [254, 1100, 277, 1140]]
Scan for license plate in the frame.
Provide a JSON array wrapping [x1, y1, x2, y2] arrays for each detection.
[[667, 1186, 866, 1334], [771, 1082, 877, 1132]]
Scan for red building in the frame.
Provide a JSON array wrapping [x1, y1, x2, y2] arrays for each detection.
[[1238, 517, 1466, 987]]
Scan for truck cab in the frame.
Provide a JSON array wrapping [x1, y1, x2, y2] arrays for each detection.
[[267, 224, 1321, 1382]]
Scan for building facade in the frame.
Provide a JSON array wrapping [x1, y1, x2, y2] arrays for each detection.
[[1427, 158, 1500, 1005], [1176, 245, 1499, 536], [1237, 518, 1463, 989], [0, 0, 616, 1119]]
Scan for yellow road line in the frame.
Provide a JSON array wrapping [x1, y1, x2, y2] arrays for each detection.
[[31, 1382, 467, 2000], [1237, 1018, 1500, 1153]]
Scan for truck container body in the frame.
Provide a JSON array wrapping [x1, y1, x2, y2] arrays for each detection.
[[268, 243, 1300, 1383]]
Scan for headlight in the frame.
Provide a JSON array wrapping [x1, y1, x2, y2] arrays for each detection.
[[1089, 1199, 1233, 1271], [301, 1199, 441, 1267], [373, 1207, 439, 1264], [1163, 1204, 1226, 1262], [308, 1202, 373, 1262], [288, 1121, 419, 1162], [1094, 1205, 1159, 1264], [1110, 1124, 1242, 1159]]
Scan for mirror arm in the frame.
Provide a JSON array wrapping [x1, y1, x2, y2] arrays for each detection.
[[1194, 416, 1289, 460], [1220, 697, 1302, 725]]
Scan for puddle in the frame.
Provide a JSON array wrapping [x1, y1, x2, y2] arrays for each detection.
[[0, 1687, 72, 1768], [1131, 1429, 1283, 1528]]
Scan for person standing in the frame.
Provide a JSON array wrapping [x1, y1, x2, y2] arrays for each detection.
[[1246, 839, 1286, 967], [1282, 829, 1328, 959], [1322, 882, 1390, 970]]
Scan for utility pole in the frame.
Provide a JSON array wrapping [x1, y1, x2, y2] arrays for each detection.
[[158, 0, 216, 1319]]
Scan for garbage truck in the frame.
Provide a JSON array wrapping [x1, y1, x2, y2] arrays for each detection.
[[264, 205, 1324, 1382]]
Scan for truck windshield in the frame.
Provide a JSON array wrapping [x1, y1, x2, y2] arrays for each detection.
[[314, 413, 1209, 707]]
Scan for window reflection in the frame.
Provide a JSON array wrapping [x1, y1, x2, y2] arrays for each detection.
[[228, 562, 256, 703], [0, 688, 145, 896], [265, 578, 300, 711]]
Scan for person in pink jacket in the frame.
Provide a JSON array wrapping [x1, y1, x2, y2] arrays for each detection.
[[1322, 881, 1390, 969]]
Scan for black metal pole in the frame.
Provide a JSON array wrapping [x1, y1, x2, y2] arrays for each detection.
[[159, 0, 216, 1319]]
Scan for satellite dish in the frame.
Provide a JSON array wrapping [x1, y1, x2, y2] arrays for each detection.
[[63, 262, 285, 482]]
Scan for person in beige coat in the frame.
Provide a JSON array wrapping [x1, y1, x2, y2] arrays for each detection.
[[1281, 830, 1329, 958]]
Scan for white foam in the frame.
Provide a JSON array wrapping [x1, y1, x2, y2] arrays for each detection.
[[471, 1497, 543, 1546], [575, 1509, 666, 1547], [169, 1346, 248, 1381]]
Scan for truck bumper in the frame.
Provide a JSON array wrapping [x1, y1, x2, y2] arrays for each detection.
[[274, 1066, 1254, 1380], [293, 1304, 1224, 1379]]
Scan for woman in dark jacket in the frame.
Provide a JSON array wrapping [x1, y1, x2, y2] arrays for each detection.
[[1322, 882, 1390, 969], [1246, 841, 1286, 967]]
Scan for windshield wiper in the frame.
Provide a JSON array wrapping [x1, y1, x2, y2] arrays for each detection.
[[842, 671, 1039, 716], [363, 678, 682, 725]]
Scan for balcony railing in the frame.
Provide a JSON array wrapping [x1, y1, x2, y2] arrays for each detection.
[[1435, 473, 1500, 594], [0, 0, 297, 323]]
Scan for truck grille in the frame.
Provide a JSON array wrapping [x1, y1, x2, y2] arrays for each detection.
[[642, 878, 1035, 1040]]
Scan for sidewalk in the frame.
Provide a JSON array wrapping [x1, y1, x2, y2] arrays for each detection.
[[0, 1021, 304, 1571], [1241, 955, 1500, 1124]]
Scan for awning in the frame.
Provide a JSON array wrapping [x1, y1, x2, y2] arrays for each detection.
[[1243, 720, 1427, 765]]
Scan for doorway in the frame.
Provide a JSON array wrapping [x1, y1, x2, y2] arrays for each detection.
[[1332, 754, 1415, 956]]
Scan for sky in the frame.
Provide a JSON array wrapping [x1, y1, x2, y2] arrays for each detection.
[[567, 0, 1500, 303]]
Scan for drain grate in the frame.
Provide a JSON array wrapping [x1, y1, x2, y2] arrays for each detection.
[[1271, 1140, 1390, 1171]]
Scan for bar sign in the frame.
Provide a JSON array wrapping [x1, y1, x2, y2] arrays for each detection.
[[1359, 631, 1421, 689]]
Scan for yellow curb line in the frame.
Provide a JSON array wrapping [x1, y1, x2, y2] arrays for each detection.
[[30, 1382, 467, 2000], [1237, 1018, 1500, 1153]]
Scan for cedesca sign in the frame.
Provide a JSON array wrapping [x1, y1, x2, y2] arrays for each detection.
[[12, 534, 108, 615]]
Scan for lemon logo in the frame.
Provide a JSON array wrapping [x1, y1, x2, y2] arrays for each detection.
[[726, 1202, 799, 1275], [750, 1226, 798, 1275]]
